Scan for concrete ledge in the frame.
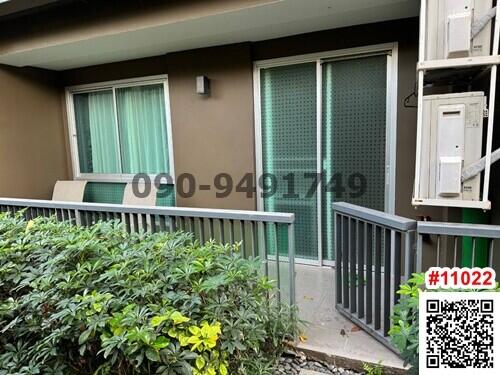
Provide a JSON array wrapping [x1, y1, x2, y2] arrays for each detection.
[[296, 346, 409, 375]]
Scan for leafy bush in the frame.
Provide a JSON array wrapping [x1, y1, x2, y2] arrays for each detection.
[[0, 213, 298, 374], [389, 273, 500, 374], [388, 274, 422, 374], [362, 361, 383, 375]]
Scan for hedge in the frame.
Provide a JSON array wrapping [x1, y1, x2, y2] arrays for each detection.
[[0, 213, 298, 375]]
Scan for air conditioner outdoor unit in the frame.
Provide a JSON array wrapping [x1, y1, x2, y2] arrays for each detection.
[[426, 0, 493, 60], [417, 92, 486, 202]]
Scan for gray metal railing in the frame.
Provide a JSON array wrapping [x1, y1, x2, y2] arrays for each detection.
[[0, 198, 295, 306], [417, 221, 500, 271], [334, 202, 500, 353], [333, 202, 417, 352]]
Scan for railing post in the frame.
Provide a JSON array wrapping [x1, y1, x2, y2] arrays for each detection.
[[273, 223, 281, 304], [335, 213, 342, 305], [357, 219, 365, 319], [489, 239, 494, 267], [342, 215, 349, 309], [349, 218, 357, 314], [404, 230, 414, 281], [416, 232, 423, 273], [393, 231, 402, 306], [366, 222, 373, 325], [288, 222, 296, 306]]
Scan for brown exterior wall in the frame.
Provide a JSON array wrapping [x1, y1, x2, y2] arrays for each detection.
[[165, 44, 255, 210], [0, 65, 68, 198], [59, 17, 437, 218], [61, 43, 256, 210]]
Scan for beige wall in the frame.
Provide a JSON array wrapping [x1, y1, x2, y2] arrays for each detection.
[[0, 65, 68, 198]]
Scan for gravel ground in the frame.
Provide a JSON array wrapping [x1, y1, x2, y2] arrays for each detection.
[[275, 351, 363, 375]]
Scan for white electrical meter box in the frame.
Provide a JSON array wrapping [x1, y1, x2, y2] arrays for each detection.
[[416, 92, 486, 204], [426, 0, 492, 60]]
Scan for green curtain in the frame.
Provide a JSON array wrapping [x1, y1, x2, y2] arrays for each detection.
[[88, 91, 121, 173], [322, 55, 387, 261], [260, 63, 318, 260], [73, 94, 92, 173], [116, 84, 169, 174], [74, 90, 121, 174]]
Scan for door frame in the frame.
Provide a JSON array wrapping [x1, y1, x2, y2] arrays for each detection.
[[253, 42, 398, 266]]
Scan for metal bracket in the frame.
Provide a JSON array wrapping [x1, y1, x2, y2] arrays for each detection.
[[462, 147, 500, 182]]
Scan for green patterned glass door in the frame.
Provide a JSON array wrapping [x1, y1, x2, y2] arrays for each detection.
[[260, 63, 318, 261], [321, 55, 388, 262], [259, 54, 388, 263]]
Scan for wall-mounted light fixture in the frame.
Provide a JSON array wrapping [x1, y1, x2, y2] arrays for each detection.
[[196, 75, 210, 95]]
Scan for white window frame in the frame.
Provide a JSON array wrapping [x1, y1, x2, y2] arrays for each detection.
[[253, 42, 398, 266], [65, 75, 175, 183]]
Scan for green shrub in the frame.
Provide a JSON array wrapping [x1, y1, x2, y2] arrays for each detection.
[[362, 361, 383, 375], [0, 213, 298, 374], [389, 273, 500, 374], [388, 274, 422, 374]]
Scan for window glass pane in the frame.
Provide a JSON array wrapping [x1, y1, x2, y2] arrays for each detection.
[[73, 90, 121, 173], [260, 63, 318, 261], [116, 84, 169, 174]]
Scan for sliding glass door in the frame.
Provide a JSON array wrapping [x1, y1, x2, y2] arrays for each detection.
[[257, 49, 394, 264], [260, 63, 318, 261], [321, 55, 388, 262]]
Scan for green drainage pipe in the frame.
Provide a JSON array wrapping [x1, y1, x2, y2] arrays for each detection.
[[461, 208, 489, 267]]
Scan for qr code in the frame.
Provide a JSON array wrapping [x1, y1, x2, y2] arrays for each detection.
[[419, 292, 500, 374]]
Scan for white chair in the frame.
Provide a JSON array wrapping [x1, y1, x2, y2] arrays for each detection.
[[122, 182, 158, 206], [122, 182, 158, 232], [52, 180, 87, 202], [51, 180, 88, 225]]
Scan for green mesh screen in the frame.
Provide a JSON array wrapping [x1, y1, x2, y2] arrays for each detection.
[[260, 63, 318, 260], [84, 182, 176, 206], [264, 223, 289, 257], [84, 183, 125, 204], [322, 55, 387, 261], [156, 185, 176, 207]]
